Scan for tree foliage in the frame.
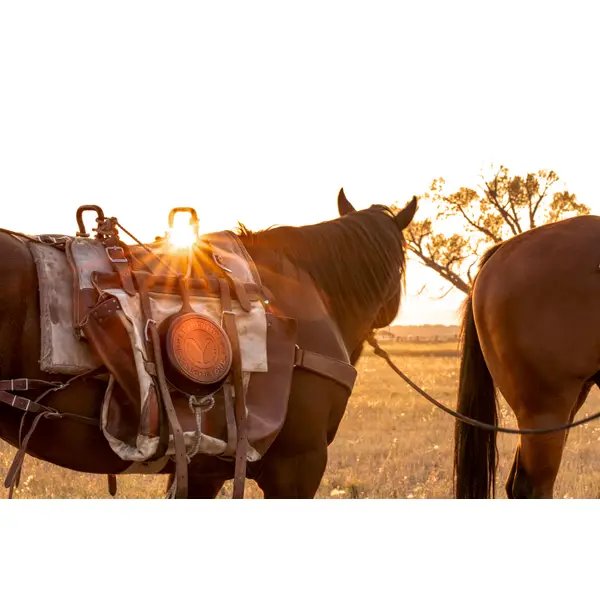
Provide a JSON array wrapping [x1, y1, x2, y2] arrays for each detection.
[[401, 166, 590, 294]]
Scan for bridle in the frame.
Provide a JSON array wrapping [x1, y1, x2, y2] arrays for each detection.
[[366, 334, 600, 435]]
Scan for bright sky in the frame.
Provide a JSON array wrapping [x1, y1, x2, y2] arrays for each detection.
[[1, 1, 598, 325]]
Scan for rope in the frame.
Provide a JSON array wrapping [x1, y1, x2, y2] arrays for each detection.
[[366, 335, 600, 436], [115, 221, 179, 277], [165, 395, 216, 499], [187, 394, 215, 460]]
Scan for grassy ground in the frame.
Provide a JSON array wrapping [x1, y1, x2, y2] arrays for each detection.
[[2, 340, 600, 499]]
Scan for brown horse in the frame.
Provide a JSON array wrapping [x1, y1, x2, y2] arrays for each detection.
[[454, 215, 600, 498], [0, 190, 417, 498]]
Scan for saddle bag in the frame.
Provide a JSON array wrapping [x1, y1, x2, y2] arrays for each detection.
[[83, 294, 165, 460], [64, 233, 295, 466]]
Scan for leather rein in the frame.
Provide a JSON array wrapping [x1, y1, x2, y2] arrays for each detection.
[[366, 334, 600, 435]]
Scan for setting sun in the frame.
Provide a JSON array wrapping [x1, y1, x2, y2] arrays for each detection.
[[167, 219, 198, 250], [1, 2, 598, 331]]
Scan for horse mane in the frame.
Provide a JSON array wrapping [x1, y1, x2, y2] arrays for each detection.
[[236, 206, 407, 324]]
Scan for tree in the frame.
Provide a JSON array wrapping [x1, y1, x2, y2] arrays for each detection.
[[401, 166, 590, 295]]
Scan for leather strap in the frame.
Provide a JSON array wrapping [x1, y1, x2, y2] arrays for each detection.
[[0, 378, 61, 392], [0, 388, 99, 426], [206, 238, 253, 312], [1, 389, 100, 498], [228, 231, 263, 289], [150, 322, 188, 498], [137, 273, 188, 498], [107, 474, 117, 497], [5, 411, 57, 496], [135, 277, 169, 460], [231, 279, 252, 312], [218, 277, 248, 498], [294, 348, 358, 393], [0, 390, 51, 414], [105, 245, 137, 296], [2, 404, 97, 498], [0, 367, 102, 425], [92, 271, 264, 302], [222, 382, 237, 457]]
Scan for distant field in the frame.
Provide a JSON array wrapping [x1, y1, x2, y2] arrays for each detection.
[[2, 339, 600, 499], [372, 340, 459, 358]]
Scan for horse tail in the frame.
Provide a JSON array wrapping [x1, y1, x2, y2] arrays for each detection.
[[453, 244, 502, 499]]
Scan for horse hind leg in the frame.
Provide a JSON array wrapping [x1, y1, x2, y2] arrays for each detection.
[[505, 382, 593, 499], [506, 442, 542, 499], [506, 425, 566, 499], [505, 444, 524, 499]]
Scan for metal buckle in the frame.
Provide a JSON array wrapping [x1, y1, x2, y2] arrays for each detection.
[[11, 379, 28, 391], [220, 309, 235, 328], [213, 253, 232, 273], [105, 246, 128, 263], [144, 319, 157, 342], [11, 395, 30, 411]]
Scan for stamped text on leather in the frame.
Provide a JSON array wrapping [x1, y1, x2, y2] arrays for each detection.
[[170, 314, 232, 384]]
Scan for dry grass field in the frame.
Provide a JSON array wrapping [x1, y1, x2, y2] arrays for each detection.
[[3, 339, 600, 499]]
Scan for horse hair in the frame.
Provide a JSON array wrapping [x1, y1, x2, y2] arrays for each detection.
[[454, 242, 504, 498], [237, 205, 407, 326]]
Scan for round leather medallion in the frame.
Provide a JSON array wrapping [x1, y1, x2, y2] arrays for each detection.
[[165, 313, 232, 385]]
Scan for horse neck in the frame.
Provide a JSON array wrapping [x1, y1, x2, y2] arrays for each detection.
[[239, 215, 402, 352]]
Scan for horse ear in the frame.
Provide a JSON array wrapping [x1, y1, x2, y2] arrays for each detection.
[[338, 188, 356, 216], [394, 196, 418, 231]]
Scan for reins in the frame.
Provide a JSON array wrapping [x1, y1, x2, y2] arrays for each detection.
[[366, 335, 600, 435]]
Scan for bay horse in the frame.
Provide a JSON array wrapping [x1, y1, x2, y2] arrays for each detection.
[[454, 215, 600, 498], [0, 190, 417, 498]]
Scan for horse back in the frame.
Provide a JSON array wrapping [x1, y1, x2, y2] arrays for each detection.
[[472, 215, 600, 392]]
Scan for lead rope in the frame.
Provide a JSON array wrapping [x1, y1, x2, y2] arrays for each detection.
[[187, 395, 216, 459], [366, 334, 600, 435], [115, 221, 179, 277], [165, 394, 215, 499]]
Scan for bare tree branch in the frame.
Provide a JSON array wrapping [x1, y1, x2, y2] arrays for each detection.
[[406, 243, 471, 295], [433, 286, 455, 300], [399, 166, 589, 298], [483, 176, 521, 236], [446, 195, 502, 243]]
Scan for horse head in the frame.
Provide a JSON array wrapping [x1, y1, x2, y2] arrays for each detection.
[[336, 188, 417, 353]]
